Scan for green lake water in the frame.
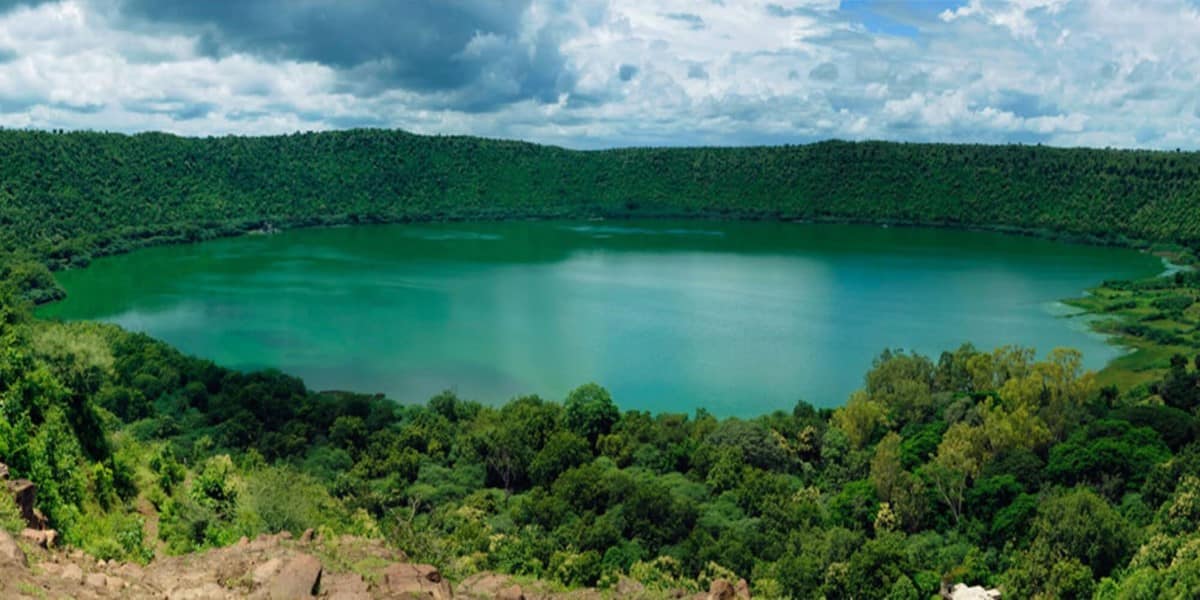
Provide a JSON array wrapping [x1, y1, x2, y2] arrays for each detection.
[[39, 221, 1164, 416]]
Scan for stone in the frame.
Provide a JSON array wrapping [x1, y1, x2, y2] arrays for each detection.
[[707, 579, 736, 600], [497, 584, 525, 600], [107, 575, 127, 591], [266, 553, 322, 599], [61, 562, 84, 584], [381, 563, 452, 600], [6, 479, 42, 528], [735, 578, 751, 599], [300, 528, 314, 543], [946, 583, 1002, 600], [459, 572, 525, 599], [0, 529, 27, 567], [616, 576, 646, 597], [321, 573, 370, 600], [169, 582, 227, 600], [86, 572, 108, 588], [251, 557, 283, 586]]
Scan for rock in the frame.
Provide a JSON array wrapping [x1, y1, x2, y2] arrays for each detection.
[[251, 557, 283, 586], [707, 579, 737, 600], [498, 584, 525, 600], [86, 572, 108, 588], [300, 528, 314, 543], [321, 573, 370, 600], [946, 583, 1002, 600], [735, 578, 751, 599], [459, 572, 524, 599], [266, 553, 322, 599], [169, 582, 227, 600], [0, 529, 27, 567], [6, 479, 43, 528], [61, 562, 84, 584], [616, 576, 646, 597], [107, 575, 127, 591], [381, 563, 452, 600]]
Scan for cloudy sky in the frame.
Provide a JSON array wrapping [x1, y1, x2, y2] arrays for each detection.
[[0, 0, 1198, 149]]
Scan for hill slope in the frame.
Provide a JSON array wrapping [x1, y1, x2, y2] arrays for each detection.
[[1, 130, 1199, 271]]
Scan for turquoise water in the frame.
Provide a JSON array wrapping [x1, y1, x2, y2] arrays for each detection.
[[40, 221, 1163, 416]]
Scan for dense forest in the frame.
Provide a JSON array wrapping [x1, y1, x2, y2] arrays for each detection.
[[3, 129, 1200, 597], [1, 129, 1199, 276], [4, 275, 1200, 597]]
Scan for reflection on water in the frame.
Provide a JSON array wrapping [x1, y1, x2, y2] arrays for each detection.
[[40, 221, 1164, 416]]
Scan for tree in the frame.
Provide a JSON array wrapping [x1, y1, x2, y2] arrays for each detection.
[[870, 432, 903, 502], [529, 431, 592, 487], [832, 391, 888, 450], [564, 383, 620, 445]]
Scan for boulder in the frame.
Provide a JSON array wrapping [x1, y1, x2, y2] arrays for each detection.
[[0, 529, 27, 568], [86, 572, 108, 589], [6, 479, 43, 528], [459, 572, 524, 599], [266, 553, 322, 599], [321, 572, 370, 600], [106, 575, 127, 592], [61, 562, 84, 584], [381, 563, 452, 599], [251, 557, 284, 586], [169, 582, 227, 600], [616, 576, 646, 597], [735, 578, 751, 599], [20, 528, 57, 548], [497, 584, 525, 600], [707, 579, 737, 600], [946, 583, 1002, 600]]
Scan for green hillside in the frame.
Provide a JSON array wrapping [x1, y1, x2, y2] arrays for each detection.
[[2, 130, 1199, 272], [3, 130, 1200, 597]]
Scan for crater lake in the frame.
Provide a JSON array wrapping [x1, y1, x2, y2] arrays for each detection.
[[39, 221, 1164, 416]]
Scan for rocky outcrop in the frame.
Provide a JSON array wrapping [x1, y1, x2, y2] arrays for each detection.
[[697, 578, 752, 600], [381, 562, 453, 599], [0, 529, 27, 567], [6, 478, 44, 529], [944, 582, 1002, 599], [21, 527, 57, 548], [458, 572, 524, 599], [1, 526, 755, 599], [267, 553, 322, 598]]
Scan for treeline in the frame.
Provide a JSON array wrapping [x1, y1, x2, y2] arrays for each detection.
[[4, 279, 1200, 597], [2, 130, 1200, 272]]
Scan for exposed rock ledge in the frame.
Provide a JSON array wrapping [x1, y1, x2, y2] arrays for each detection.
[[0, 528, 752, 600]]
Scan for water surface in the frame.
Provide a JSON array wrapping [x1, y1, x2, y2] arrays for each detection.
[[40, 221, 1162, 415]]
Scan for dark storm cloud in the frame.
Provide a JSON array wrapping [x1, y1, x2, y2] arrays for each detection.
[[117, 0, 582, 112]]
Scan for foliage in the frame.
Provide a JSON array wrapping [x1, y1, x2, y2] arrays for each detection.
[[3, 262, 1200, 593]]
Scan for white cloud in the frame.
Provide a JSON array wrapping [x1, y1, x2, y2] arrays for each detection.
[[0, 0, 1196, 149]]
